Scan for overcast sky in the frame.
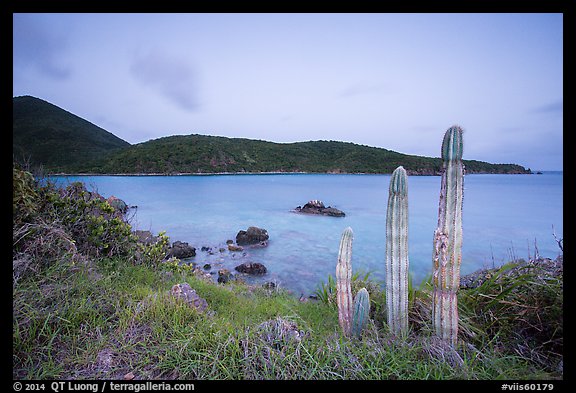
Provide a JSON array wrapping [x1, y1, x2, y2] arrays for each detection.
[[13, 13, 563, 170]]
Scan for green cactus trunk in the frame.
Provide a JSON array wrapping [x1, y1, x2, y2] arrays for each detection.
[[352, 287, 370, 339], [432, 125, 464, 347], [336, 227, 354, 337], [385, 166, 410, 335]]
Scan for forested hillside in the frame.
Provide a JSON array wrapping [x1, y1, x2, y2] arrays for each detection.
[[82, 134, 531, 175], [13, 96, 130, 172], [13, 96, 531, 175]]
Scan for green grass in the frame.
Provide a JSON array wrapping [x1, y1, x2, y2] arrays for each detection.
[[13, 254, 562, 380]]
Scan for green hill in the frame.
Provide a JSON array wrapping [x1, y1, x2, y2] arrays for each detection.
[[13, 96, 131, 172], [84, 134, 530, 175], [13, 96, 531, 175]]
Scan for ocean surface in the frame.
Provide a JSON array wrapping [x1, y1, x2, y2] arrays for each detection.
[[52, 172, 563, 296]]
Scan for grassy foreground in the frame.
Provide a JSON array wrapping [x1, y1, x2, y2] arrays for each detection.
[[12, 167, 562, 380], [13, 257, 562, 380]]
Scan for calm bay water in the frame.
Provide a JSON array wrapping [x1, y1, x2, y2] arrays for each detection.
[[53, 173, 563, 296]]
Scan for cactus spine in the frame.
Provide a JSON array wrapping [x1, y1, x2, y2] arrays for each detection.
[[432, 125, 464, 347], [351, 287, 370, 339], [336, 227, 354, 337], [385, 166, 410, 335]]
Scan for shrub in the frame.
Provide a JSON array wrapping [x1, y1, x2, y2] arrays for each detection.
[[13, 166, 38, 224], [13, 168, 171, 281]]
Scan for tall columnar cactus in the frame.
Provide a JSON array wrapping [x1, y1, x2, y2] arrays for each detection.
[[351, 287, 370, 339], [432, 125, 464, 347], [385, 166, 410, 335], [336, 227, 354, 337]]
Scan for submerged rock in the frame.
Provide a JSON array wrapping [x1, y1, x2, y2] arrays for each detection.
[[294, 200, 345, 217]]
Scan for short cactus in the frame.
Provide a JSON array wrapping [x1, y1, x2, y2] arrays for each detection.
[[351, 287, 370, 339], [432, 125, 465, 347], [385, 166, 410, 335], [336, 227, 354, 337]]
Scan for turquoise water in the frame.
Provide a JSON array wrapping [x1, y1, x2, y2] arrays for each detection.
[[52, 173, 563, 295]]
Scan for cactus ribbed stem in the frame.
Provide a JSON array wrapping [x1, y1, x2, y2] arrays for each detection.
[[336, 227, 354, 337], [352, 287, 370, 339], [385, 166, 410, 335], [432, 125, 464, 347]]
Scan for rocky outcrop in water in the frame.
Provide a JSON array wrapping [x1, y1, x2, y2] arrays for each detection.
[[294, 200, 345, 217], [236, 226, 269, 246], [167, 240, 196, 259], [235, 262, 267, 275]]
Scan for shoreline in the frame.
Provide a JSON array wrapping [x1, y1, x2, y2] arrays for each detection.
[[44, 170, 547, 177]]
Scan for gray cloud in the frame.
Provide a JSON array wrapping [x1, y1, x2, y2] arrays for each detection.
[[13, 14, 72, 80], [130, 51, 199, 112]]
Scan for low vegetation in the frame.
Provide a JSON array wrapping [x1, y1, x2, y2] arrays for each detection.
[[13, 166, 561, 380]]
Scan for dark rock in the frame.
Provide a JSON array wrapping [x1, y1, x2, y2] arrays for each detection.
[[201, 246, 212, 252], [263, 281, 276, 290], [322, 207, 346, 217], [167, 241, 196, 259], [235, 262, 267, 275], [170, 283, 208, 312], [294, 199, 345, 217], [218, 268, 233, 284], [203, 263, 211, 270], [236, 226, 269, 246]]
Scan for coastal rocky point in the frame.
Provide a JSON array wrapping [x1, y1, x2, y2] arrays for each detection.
[[294, 200, 345, 217]]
